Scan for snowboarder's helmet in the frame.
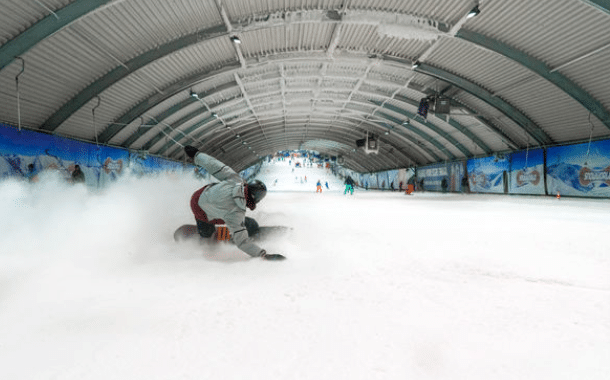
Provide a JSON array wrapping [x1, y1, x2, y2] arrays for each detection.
[[248, 180, 267, 203]]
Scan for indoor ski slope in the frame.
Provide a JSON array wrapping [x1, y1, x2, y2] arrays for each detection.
[[0, 159, 608, 380]]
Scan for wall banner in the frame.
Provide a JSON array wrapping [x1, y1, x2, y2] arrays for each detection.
[[0, 123, 187, 188], [377, 171, 390, 189], [508, 148, 545, 195], [547, 139, 610, 197], [416, 162, 465, 192], [467, 155, 509, 194]]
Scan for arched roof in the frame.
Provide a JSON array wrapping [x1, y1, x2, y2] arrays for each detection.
[[1, 0, 609, 172]]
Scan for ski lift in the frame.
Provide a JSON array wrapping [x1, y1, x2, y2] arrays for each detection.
[[364, 132, 379, 154]]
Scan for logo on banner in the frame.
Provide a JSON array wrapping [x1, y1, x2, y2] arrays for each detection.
[[103, 158, 123, 174], [516, 170, 541, 186], [579, 166, 610, 186]]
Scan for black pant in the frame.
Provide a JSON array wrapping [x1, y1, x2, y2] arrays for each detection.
[[196, 217, 259, 238]]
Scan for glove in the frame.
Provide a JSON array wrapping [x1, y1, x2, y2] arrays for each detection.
[[260, 250, 286, 261], [184, 145, 199, 158]]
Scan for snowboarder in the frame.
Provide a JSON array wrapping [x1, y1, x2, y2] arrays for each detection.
[[182, 145, 285, 261], [316, 179, 322, 193]]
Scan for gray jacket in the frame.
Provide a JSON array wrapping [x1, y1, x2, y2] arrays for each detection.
[[193, 152, 264, 257]]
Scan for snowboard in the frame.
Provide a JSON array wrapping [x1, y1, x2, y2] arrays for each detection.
[[173, 224, 292, 244]]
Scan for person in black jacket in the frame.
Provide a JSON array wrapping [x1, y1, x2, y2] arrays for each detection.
[[71, 164, 85, 184], [344, 176, 355, 195]]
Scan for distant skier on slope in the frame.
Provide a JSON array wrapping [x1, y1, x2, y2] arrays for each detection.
[[344, 175, 355, 195], [180, 145, 285, 261]]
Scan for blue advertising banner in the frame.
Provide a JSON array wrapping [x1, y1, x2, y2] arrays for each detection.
[[467, 155, 508, 194], [547, 139, 610, 197], [416, 162, 464, 192], [377, 171, 390, 189], [0, 124, 129, 187], [361, 174, 372, 189], [417, 163, 447, 191], [0, 123, 186, 188], [508, 149, 545, 195]]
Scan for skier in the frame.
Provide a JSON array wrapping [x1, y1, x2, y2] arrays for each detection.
[[183, 145, 285, 261], [325, 181, 329, 189], [316, 179, 322, 193], [344, 176, 355, 195]]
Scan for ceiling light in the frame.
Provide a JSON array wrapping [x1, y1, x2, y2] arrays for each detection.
[[384, 131, 390, 135], [403, 119, 410, 125], [412, 61, 420, 69], [242, 141, 247, 145], [189, 90, 198, 99], [211, 112, 218, 118], [467, 5, 480, 18], [236, 134, 241, 138], [230, 35, 241, 44]]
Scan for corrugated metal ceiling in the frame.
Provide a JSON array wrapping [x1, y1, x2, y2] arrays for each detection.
[[1, 0, 609, 172]]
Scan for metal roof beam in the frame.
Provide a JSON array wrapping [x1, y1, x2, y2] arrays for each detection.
[[0, 0, 113, 72], [579, 0, 610, 15], [128, 96, 237, 150], [39, 25, 227, 132], [373, 100, 472, 157], [234, 73, 268, 142], [457, 29, 610, 131], [88, 49, 503, 159], [393, 94, 493, 154], [207, 134, 390, 172], [369, 109, 456, 161], [211, 106, 440, 162], [190, 117, 423, 167], [415, 62, 553, 146], [144, 88, 442, 163], [97, 68, 240, 143]]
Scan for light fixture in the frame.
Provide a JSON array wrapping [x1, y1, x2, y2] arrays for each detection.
[[211, 112, 218, 118], [230, 35, 241, 44], [189, 90, 198, 99], [236, 134, 241, 138], [384, 130, 390, 135], [242, 141, 247, 145], [412, 61, 420, 69], [403, 119, 410, 125], [467, 5, 480, 18]]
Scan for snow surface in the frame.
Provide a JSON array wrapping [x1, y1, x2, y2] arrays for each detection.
[[0, 159, 609, 380]]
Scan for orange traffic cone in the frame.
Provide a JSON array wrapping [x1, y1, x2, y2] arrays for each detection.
[[556, 191, 561, 199]]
